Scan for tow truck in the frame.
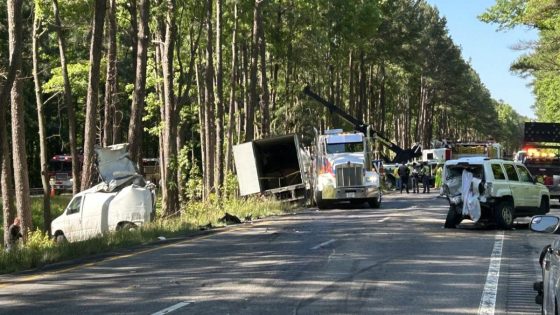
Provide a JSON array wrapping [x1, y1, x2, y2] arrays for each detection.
[[303, 86, 422, 207], [515, 122, 560, 201]]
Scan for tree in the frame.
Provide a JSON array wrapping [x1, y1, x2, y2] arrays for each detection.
[[52, 0, 81, 195], [161, 0, 179, 214], [32, 0, 52, 234], [1, 0, 23, 244], [215, 0, 224, 193], [81, 0, 107, 191], [203, 0, 215, 198], [103, 0, 118, 146], [128, 0, 150, 166]]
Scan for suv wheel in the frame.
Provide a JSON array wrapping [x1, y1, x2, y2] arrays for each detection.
[[495, 200, 514, 229], [540, 197, 550, 214], [444, 204, 462, 228]]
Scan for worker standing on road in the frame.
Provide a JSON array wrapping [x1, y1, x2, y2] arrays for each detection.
[[411, 163, 420, 193], [398, 163, 410, 194], [393, 164, 401, 191], [435, 164, 443, 189], [421, 162, 431, 193]]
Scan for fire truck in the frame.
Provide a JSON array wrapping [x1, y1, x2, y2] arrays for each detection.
[[515, 122, 560, 201], [48, 154, 80, 193]]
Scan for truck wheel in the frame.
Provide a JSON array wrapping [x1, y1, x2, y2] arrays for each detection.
[[444, 204, 462, 228], [315, 191, 328, 210], [368, 195, 381, 208], [495, 200, 514, 229], [540, 197, 550, 214]]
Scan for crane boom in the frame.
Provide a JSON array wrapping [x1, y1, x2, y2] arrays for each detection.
[[303, 85, 421, 164]]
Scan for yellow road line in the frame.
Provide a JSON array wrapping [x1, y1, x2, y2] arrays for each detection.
[[0, 223, 259, 289]]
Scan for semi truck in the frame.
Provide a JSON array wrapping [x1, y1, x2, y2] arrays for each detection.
[[312, 128, 382, 209], [304, 87, 389, 208], [233, 134, 311, 203]]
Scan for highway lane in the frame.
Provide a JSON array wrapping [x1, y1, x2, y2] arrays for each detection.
[[0, 192, 554, 314]]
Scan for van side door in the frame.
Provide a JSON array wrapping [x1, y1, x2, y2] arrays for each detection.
[[64, 196, 83, 242]]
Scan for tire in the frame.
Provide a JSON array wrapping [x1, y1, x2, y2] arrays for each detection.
[[495, 200, 514, 229], [444, 204, 462, 228], [368, 194, 381, 208], [118, 222, 137, 232], [55, 234, 67, 244], [541, 197, 550, 214], [315, 192, 327, 210]]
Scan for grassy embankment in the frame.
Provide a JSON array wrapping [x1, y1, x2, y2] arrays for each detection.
[[0, 195, 292, 274]]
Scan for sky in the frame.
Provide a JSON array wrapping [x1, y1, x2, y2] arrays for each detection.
[[425, 0, 538, 119]]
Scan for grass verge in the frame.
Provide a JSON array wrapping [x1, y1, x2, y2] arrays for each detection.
[[0, 196, 293, 274]]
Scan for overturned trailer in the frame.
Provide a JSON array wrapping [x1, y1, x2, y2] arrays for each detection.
[[233, 134, 311, 202]]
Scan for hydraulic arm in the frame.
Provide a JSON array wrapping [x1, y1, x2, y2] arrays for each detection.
[[303, 86, 421, 164]]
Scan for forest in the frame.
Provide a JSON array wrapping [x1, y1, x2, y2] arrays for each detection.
[[0, 0, 531, 243]]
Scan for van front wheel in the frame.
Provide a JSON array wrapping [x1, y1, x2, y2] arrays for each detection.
[[55, 234, 67, 244], [118, 222, 137, 232]]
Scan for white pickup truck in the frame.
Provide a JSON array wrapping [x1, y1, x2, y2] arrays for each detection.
[[51, 144, 156, 242]]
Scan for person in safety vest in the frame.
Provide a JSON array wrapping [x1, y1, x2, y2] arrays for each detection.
[[410, 163, 420, 193], [420, 162, 431, 193], [393, 164, 401, 191]]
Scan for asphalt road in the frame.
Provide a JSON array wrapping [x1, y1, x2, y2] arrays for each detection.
[[0, 192, 556, 314]]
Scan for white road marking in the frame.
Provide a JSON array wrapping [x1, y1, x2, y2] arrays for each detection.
[[151, 301, 193, 315], [478, 231, 504, 315], [378, 217, 390, 223], [311, 239, 336, 250]]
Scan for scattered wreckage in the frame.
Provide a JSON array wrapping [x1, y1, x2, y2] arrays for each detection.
[[51, 144, 156, 243]]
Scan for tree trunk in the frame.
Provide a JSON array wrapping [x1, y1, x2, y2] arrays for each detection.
[[1, 0, 23, 244], [215, 0, 224, 193], [258, 1, 270, 138], [52, 0, 81, 195], [32, 9, 52, 235], [204, 0, 216, 198], [239, 42, 248, 142], [348, 51, 354, 116], [81, 0, 107, 191], [161, 0, 179, 214], [358, 51, 366, 122], [379, 63, 387, 136], [103, 0, 118, 147], [246, 0, 260, 142], [128, 0, 150, 166], [9, 0, 32, 237], [225, 0, 238, 174]]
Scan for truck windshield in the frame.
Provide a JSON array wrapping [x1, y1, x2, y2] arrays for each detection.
[[49, 160, 72, 172], [326, 142, 363, 154]]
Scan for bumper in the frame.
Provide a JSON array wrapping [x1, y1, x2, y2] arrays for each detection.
[[322, 186, 380, 200]]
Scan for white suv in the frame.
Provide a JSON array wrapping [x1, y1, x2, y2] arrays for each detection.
[[442, 157, 550, 229]]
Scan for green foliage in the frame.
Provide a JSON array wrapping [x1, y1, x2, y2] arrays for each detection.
[[42, 62, 91, 104], [481, 0, 560, 122]]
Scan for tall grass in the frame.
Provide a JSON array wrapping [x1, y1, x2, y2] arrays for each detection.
[[0, 196, 291, 274], [0, 195, 71, 244]]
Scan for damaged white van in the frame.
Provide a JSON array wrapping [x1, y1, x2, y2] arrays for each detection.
[[442, 157, 550, 229], [51, 144, 156, 243]]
